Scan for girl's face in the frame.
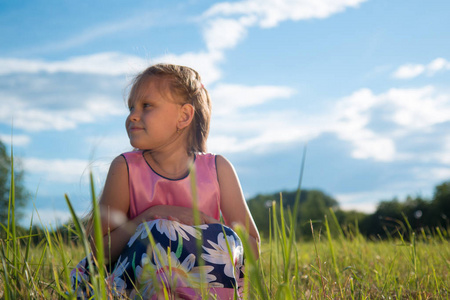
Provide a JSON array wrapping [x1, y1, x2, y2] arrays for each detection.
[[126, 77, 184, 150]]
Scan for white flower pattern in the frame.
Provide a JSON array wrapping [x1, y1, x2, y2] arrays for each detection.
[[134, 243, 219, 298], [127, 221, 156, 246], [154, 218, 209, 241], [71, 221, 244, 299], [107, 255, 130, 295], [201, 232, 244, 278], [128, 219, 209, 247]]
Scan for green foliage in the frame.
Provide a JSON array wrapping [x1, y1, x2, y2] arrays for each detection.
[[247, 189, 339, 239], [357, 184, 450, 239], [0, 140, 29, 230], [249, 180, 450, 241], [432, 181, 450, 226]]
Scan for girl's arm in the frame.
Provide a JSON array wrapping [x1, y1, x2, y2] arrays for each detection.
[[91, 155, 139, 264], [216, 155, 260, 259]]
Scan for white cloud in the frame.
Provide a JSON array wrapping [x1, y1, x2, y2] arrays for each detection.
[[386, 86, 450, 128], [335, 188, 419, 213], [392, 64, 425, 79], [204, 0, 367, 28], [39, 14, 157, 54], [203, 16, 256, 51], [85, 134, 132, 159], [429, 167, 450, 181], [0, 0, 369, 85], [209, 110, 329, 154], [200, 0, 368, 69], [437, 136, 450, 164], [0, 51, 223, 86], [0, 52, 148, 76], [22, 208, 74, 228], [23, 157, 92, 183], [210, 83, 295, 115], [330, 85, 450, 161], [22, 156, 112, 186], [0, 134, 31, 146], [392, 57, 450, 79], [339, 202, 377, 213], [0, 92, 125, 132], [209, 84, 450, 166], [427, 57, 449, 74], [331, 88, 396, 161]]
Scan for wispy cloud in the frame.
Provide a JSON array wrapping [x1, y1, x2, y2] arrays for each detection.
[[210, 83, 295, 115], [23, 157, 92, 183], [392, 57, 450, 79], [210, 84, 450, 165], [201, 0, 367, 56], [23, 208, 74, 228], [0, 134, 31, 146], [0, 0, 369, 83], [22, 12, 159, 56], [204, 0, 367, 27], [0, 52, 148, 76], [0, 73, 127, 132], [0, 93, 125, 132]]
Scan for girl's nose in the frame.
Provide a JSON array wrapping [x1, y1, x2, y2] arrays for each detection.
[[128, 110, 139, 122]]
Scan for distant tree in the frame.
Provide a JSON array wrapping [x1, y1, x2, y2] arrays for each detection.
[[359, 198, 405, 238], [0, 140, 29, 232], [247, 189, 339, 239], [401, 195, 431, 230], [334, 209, 368, 236], [298, 190, 340, 237], [431, 181, 450, 227]]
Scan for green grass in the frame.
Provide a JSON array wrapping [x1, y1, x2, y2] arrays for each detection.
[[1, 204, 449, 299], [1, 148, 449, 299]]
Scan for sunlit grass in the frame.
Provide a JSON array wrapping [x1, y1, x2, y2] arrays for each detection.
[[1, 147, 449, 299]]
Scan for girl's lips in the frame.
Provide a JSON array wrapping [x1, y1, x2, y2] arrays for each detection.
[[129, 127, 144, 131]]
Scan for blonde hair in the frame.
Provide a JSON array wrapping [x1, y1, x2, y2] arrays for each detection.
[[128, 63, 211, 154]]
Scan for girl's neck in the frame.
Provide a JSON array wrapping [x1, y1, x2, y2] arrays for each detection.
[[144, 147, 194, 179]]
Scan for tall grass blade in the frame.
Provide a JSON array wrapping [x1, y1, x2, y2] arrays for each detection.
[[90, 171, 107, 299], [278, 194, 289, 280], [329, 208, 345, 239], [234, 224, 267, 300], [284, 145, 306, 282], [7, 144, 19, 293], [324, 215, 344, 299], [1, 245, 12, 300], [188, 164, 207, 297], [310, 220, 326, 297], [22, 214, 34, 275], [65, 194, 99, 296], [271, 201, 280, 283]]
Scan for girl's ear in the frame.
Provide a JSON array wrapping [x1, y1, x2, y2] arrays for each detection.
[[177, 103, 195, 130]]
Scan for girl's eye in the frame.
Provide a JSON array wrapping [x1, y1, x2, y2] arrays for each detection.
[[128, 106, 134, 112], [143, 103, 152, 108]]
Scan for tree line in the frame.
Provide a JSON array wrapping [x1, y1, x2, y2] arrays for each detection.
[[247, 181, 450, 240]]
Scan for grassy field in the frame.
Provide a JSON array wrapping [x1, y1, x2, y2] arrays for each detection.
[[1, 160, 449, 299], [1, 203, 449, 299]]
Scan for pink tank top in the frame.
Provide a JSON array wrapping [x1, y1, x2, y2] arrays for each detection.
[[122, 151, 221, 220]]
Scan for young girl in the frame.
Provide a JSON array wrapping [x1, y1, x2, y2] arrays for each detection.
[[71, 64, 260, 299]]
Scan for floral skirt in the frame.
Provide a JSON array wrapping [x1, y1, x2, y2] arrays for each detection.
[[71, 219, 244, 299]]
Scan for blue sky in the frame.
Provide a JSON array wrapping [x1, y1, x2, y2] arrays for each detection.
[[1, 0, 450, 227]]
